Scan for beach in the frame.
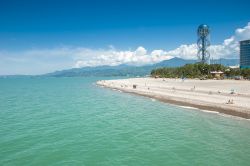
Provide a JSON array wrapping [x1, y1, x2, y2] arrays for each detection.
[[97, 78, 250, 119]]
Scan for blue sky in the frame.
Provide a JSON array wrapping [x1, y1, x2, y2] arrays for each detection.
[[0, 0, 250, 75]]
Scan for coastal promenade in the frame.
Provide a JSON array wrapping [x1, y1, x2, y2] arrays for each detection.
[[97, 78, 250, 119]]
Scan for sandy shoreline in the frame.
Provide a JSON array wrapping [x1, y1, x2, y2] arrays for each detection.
[[97, 78, 250, 119]]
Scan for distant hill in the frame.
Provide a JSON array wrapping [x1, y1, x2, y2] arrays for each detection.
[[154, 57, 196, 67], [210, 58, 239, 66], [45, 58, 239, 77]]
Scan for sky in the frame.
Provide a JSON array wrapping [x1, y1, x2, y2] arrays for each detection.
[[0, 0, 250, 75]]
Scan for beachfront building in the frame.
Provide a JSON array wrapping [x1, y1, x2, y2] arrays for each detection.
[[210, 71, 224, 79], [240, 39, 250, 69]]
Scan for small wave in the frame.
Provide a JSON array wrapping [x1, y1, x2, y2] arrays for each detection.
[[201, 109, 250, 121], [219, 113, 250, 121], [200, 109, 219, 114], [180, 106, 220, 115], [111, 88, 123, 93], [179, 106, 199, 110]]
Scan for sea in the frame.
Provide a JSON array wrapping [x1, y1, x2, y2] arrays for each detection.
[[0, 77, 250, 166]]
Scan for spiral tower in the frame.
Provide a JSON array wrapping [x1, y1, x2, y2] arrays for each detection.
[[197, 24, 210, 63]]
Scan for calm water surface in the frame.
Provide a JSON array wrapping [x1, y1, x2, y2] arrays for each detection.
[[0, 77, 250, 166]]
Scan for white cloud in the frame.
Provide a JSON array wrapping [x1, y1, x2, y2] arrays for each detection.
[[0, 46, 173, 74], [1, 22, 250, 75], [166, 44, 197, 59], [166, 22, 250, 60], [74, 46, 172, 68], [135, 46, 147, 56]]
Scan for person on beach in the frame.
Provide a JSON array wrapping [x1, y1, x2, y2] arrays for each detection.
[[226, 99, 234, 104]]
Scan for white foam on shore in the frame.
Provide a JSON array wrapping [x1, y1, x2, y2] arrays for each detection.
[[111, 88, 123, 93], [179, 106, 199, 110], [219, 113, 250, 121], [200, 109, 219, 114], [180, 105, 250, 121], [179, 106, 221, 115]]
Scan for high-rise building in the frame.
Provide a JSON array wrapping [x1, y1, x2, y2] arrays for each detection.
[[240, 39, 250, 69]]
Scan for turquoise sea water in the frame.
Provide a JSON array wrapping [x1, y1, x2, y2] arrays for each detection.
[[0, 77, 250, 166]]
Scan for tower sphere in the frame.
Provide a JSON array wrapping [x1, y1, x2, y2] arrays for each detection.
[[197, 24, 210, 37]]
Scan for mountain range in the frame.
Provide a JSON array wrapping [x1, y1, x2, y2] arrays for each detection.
[[45, 58, 239, 77]]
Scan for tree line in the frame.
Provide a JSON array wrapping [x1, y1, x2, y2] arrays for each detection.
[[151, 63, 250, 79]]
